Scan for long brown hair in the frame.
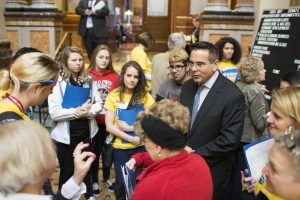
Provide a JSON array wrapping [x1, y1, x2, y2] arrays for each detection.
[[87, 44, 115, 73], [119, 61, 146, 104]]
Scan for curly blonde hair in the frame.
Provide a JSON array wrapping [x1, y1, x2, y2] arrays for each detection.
[[238, 56, 264, 84], [134, 99, 190, 138]]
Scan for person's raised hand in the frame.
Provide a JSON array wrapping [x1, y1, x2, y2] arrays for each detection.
[[72, 142, 96, 185]]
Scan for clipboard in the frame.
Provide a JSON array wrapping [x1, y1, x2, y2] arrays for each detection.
[[243, 138, 274, 180], [62, 85, 90, 108], [121, 165, 135, 200]]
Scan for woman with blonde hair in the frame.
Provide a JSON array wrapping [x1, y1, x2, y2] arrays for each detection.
[[234, 56, 269, 199], [126, 99, 212, 200], [262, 129, 300, 200], [242, 87, 300, 200], [0, 52, 59, 122], [48, 46, 102, 200], [0, 120, 95, 200], [0, 52, 94, 199]]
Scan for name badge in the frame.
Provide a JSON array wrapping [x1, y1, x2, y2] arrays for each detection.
[[117, 102, 128, 109]]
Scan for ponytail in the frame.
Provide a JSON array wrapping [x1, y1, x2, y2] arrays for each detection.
[[0, 69, 11, 91]]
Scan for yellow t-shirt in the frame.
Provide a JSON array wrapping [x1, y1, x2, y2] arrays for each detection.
[[218, 60, 239, 83], [130, 46, 152, 91], [0, 101, 30, 121], [104, 88, 154, 149]]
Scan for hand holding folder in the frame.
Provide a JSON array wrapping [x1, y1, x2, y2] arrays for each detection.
[[117, 103, 144, 144], [121, 165, 135, 200]]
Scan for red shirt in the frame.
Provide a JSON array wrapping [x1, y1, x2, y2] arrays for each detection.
[[131, 151, 213, 200], [88, 69, 119, 124]]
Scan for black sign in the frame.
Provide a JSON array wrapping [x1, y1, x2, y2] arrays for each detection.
[[251, 8, 300, 92]]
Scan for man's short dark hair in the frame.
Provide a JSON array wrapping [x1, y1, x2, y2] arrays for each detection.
[[189, 41, 219, 63], [14, 47, 41, 61]]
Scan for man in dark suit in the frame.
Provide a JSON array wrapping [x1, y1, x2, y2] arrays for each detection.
[[75, 0, 109, 59], [180, 41, 245, 200]]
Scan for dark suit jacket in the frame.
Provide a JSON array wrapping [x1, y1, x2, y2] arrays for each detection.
[[180, 73, 245, 200], [75, 0, 109, 38]]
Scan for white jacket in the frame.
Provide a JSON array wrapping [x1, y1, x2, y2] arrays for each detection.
[[48, 76, 102, 144]]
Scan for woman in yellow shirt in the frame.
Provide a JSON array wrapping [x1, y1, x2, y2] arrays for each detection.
[[215, 37, 241, 83], [105, 61, 154, 200]]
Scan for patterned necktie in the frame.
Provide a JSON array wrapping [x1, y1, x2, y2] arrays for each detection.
[[190, 85, 202, 128]]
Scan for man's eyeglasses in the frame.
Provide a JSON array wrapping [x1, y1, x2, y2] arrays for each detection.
[[187, 61, 214, 69], [168, 65, 185, 71]]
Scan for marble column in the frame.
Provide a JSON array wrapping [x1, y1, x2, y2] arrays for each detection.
[[0, 2, 13, 68], [234, 0, 254, 13], [203, 0, 231, 13], [29, 0, 56, 9], [5, 0, 63, 56], [5, 0, 28, 10]]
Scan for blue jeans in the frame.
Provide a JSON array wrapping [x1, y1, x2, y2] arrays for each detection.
[[114, 146, 145, 200]]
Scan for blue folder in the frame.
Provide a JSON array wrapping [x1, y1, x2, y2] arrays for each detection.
[[117, 103, 144, 144], [62, 85, 90, 108]]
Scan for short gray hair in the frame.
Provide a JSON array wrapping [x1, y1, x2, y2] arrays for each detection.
[[168, 33, 186, 50]]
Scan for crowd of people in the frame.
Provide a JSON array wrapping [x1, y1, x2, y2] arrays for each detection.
[[1, 27, 300, 200]]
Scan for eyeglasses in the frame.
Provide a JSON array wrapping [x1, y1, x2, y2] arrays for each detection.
[[168, 64, 185, 71], [40, 80, 58, 85], [187, 61, 214, 69]]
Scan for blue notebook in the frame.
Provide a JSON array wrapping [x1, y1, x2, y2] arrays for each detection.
[[117, 103, 144, 144], [62, 85, 90, 108]]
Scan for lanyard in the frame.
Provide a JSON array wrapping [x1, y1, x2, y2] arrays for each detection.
[[3, 93, 25, 113]]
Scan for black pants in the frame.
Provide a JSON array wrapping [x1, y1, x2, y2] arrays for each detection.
[[84, 28, 107, 59], [56, 137, 95, 199], [91, 123, 112, 183]]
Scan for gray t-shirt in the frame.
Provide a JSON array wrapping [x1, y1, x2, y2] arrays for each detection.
[[156, 79, 183, 101]]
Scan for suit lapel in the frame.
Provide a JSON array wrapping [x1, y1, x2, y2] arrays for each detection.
[[189, 74, 223, 135]]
